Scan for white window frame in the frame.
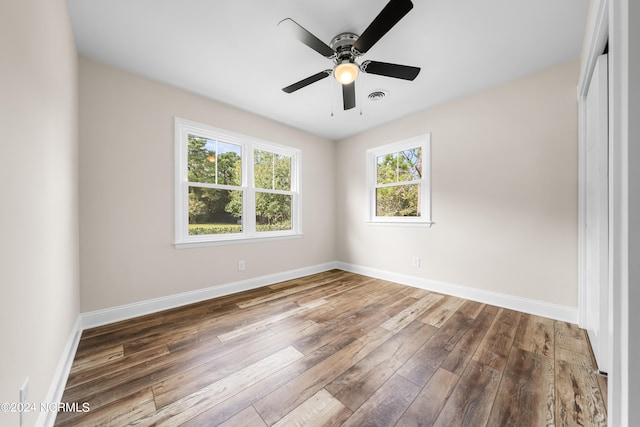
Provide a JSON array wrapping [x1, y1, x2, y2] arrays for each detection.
[[174, 117, 302, 248], [366, 134, 432, 226]]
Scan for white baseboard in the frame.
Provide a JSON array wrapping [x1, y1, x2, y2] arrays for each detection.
[[81, 260, 578, 330], [336, 262, 578, 323], [36, 315, 83, 427], [81, 262, 338, 329]]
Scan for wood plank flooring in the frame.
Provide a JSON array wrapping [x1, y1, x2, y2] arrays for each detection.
[[55, 270, 607, 426]]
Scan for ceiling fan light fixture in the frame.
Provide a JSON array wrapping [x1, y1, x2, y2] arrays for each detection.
[[333, 61, 359, 85]]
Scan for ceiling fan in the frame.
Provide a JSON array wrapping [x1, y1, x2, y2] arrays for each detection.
[[279, 0, 421, 111]]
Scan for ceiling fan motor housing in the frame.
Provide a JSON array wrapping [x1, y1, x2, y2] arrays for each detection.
[[330, 32, 360, 63]]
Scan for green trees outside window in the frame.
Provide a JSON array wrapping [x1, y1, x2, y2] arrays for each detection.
[[187, 135, 294, 235], [188, 135, 242, 235], [375, 147, 422, 217], [253, 150, 292, 231]]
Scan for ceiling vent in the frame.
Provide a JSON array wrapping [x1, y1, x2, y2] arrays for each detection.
[[368, 90, 388, 101]]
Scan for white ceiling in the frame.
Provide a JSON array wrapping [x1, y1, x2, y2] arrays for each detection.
[[66, 0, 589, 141]]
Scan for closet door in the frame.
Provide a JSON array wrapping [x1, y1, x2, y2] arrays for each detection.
[[585, 53, 609, 373]]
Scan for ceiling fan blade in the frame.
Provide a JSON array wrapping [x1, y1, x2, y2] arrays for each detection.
[[353, 0, 414, 55], [342, 82, 356, 110], [361, 60, 420, 80], [282, 70, 331, 93], [278, 18, 335, 58]]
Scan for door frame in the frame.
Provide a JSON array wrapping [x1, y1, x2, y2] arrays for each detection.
[[578, 0, 637, 425], [583, 52, 609, 373], [577, 0, 608, 331]]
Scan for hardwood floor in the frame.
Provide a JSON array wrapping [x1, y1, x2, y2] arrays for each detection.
[[55, 270, 607, 426]]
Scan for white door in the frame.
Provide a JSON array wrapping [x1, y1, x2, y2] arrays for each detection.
[[585, 54, 609, 373]]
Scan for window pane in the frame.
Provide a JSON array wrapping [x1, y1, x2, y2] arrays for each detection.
[[376, 184, 421, 217], [188, 135, 217, 184], [377, 153, 397, 184], [254, 150, 292, 191], [188, 187, 242, 235], [397, 147, 422, 182], [216, 141, 242, 186], [255, 192, 292, 231], [254, 149, 274, 189], [188, 135, 241, 186], [377, 147, 422, 185], [274, 154, 291, 191]]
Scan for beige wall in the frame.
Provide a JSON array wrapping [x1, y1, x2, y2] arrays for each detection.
[[80, 57, 579, 312], [0, 0, 80, 426], [336, 60, 580, 308], [79, 58, 336, 312]]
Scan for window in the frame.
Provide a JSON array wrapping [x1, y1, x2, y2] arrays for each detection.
[[175, 117, 301, 247], [366, 134, 432, 225]]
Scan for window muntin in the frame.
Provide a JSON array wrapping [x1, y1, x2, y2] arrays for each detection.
[[175, 118, 301, 246], [367, 135, 432, 225]]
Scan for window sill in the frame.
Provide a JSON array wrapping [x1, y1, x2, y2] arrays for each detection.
[[174, 232, 303, 249]]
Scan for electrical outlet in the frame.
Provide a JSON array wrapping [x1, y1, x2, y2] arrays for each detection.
[[411, 256, 421, 268], [19, 377, 29, 426], [238, 260, 245, 271]]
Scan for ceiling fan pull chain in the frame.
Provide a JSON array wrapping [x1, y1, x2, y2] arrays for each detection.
[[330, 77, 334, 117], [357, 79, 363, 116]]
